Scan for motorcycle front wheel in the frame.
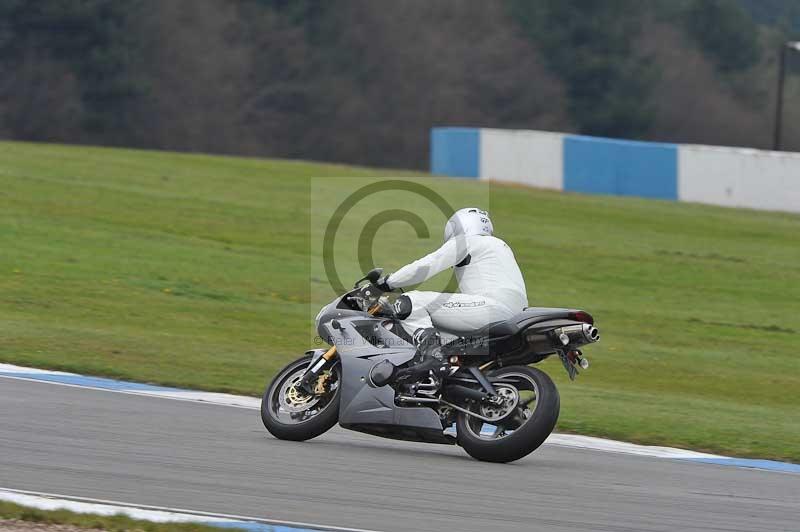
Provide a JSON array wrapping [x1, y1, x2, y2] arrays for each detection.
[[261, 354, 341, 441], [456, 365, 560, 463]]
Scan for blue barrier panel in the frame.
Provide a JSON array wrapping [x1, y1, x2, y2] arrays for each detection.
[[564, 135, 678, 200], [430, 127, 480, 178]]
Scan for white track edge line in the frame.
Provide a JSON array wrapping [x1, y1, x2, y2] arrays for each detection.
[[0, 373, 711, 458], [3, 363, 794, 468], [0, 368, 723, 458], [0, 368, 751, 460], [0, 487, 381, 532], [0, 374, 260, 409]]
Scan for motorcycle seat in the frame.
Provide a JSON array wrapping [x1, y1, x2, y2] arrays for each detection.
[[439, 307, 576, 340], [440, 307, 575, 340], [439, 307, 583, 356], [469, 319, 518, 339], [514, 307, 575, 326], [443, 307, 575, 340]]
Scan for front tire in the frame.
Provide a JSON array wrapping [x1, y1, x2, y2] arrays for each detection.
[[261, 354, 341, 441], [456, 365, 559, 463]]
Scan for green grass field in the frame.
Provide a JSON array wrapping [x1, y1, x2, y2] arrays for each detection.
[[2, 140, 799, 462], [0, 500, 239, 531]]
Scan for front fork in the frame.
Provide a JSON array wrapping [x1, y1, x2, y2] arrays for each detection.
[[298, 346, 338, 395], [299, 304, 383, 394]]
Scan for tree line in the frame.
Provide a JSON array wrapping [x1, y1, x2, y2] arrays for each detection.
[[1, 0, 798, 169]]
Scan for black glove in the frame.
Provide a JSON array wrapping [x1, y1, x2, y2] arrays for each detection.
[[375, 274, 392, 292]]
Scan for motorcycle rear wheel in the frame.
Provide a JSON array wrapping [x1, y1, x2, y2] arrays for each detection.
[[261, 354, 341, 441], [456, 365, 559, 463]]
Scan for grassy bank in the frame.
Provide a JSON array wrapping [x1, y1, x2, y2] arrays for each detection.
[[0, 501, 237, 531], [1, 140, 798, 461]]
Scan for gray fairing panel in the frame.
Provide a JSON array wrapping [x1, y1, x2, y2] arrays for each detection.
[[328, 316, 444, 433]]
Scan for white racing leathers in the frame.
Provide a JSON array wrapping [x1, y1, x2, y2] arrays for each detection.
[[386, 235, 528, 337]]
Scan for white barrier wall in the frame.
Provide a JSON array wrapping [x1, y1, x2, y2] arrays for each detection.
[[432, 126, 800, 214], [679, 145, 800, 213], [479, 128, 564, 190]]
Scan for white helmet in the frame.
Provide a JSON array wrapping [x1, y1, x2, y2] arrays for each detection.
[[443, 207, 494, 242]]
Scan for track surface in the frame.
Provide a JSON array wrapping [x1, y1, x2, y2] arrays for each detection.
[[1, 378, 798, 532]]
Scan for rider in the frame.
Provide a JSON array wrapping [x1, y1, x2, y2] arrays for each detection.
[[374, 208, 528, 382]]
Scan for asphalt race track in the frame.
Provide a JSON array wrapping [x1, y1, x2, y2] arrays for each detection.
[[1, 377, 798, 532]]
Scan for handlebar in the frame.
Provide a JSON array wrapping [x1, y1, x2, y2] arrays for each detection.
[[353, 267, 383, 288]]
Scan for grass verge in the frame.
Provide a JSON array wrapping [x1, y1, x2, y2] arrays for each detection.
[[1, 140, 799, 461], [0, 500, 239, 531]]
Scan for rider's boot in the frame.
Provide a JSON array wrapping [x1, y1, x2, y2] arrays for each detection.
[[370, 328, 449, 387], [410, 328, 447, 367]]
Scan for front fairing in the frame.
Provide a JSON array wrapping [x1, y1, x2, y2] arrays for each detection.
[[315, 291, 365, 344], [326, 314, 423, 429]]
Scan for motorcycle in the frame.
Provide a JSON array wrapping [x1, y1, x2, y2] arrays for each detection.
[[261, 268, 599, 463]]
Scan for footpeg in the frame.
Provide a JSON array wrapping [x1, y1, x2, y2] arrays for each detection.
[[394, 358, 448, 383]]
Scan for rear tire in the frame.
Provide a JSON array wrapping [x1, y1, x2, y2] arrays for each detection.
[[456, 365, 559, 463], [261, 354, 340, 441]]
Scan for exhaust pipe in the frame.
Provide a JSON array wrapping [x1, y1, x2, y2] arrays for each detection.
[[553, 323, 600, 346]]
